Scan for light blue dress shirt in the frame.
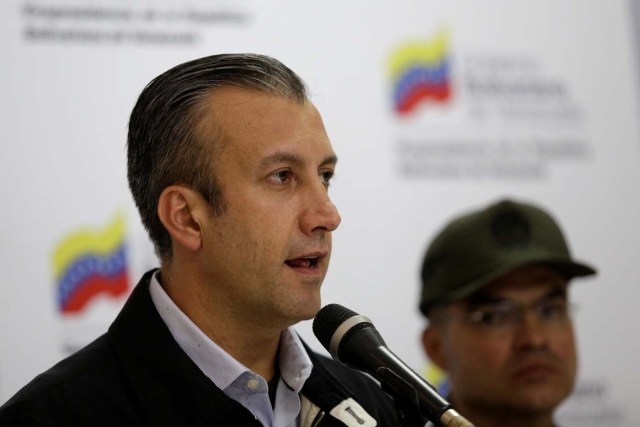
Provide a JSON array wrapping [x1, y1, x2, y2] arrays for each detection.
[[149, 272, 313, 427]]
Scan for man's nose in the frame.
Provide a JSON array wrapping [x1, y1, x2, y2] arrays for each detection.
[[300, 186, 341, 234], [514, 311, 548, 349]]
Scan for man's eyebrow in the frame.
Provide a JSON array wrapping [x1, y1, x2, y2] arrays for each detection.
[[466, 294, 506, 310], [466, 286, 568, 310], [320, 154, 338, 167], [540, 286, 567, 300], [260, 152, 338, 168]]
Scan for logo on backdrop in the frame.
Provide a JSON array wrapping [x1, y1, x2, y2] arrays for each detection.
[[52, 213, 130, 315], [388, 29, 592, 180], [388, 30, 452, 115], [556, 378, 627, 425], [424, 363, 450, 397], [20, 2, 251, 46]]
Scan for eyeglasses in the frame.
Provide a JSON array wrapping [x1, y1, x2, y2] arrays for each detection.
[[462, 298, 575, 330]]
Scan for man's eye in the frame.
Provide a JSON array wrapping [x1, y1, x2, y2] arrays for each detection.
[[536, 301, 568, 320], [270, 170, 293, 184], [320, 170, 334, 186], [469, 308, 511, 326]]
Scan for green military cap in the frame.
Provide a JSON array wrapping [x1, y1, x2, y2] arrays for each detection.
[[419, 199, 596, 316]]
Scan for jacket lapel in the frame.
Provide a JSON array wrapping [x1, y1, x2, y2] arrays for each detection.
[[106, 270, 259, 426]]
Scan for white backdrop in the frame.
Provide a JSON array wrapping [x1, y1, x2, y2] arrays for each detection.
[[1, 1, 639, 425]]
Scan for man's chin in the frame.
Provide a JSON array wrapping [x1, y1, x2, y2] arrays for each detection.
[[279, 296, 321, 325], [509, 387, 570, 415]]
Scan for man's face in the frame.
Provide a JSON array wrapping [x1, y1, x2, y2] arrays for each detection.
[[196, 87, 340, 329], [424, 265, 577, 417]]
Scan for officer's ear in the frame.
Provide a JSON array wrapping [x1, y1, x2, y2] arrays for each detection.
[[422, 325, 448, 371], [157, 185, 205, 253]]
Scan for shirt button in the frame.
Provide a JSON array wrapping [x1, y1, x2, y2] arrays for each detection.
[[247, 379, 259, 390]]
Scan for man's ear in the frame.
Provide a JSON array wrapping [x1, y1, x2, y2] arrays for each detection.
[[157, 185, 205, 253], [422, 325, 448, 371]]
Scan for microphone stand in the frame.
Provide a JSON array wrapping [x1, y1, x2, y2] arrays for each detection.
[[372, 348, 475, 427], [383, 379, 475, 427]]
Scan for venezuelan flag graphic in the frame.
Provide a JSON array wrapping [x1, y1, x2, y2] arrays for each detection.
[[389, 31, 451, 115], [52, 214, 129, 314], [425, 363, 451, 397]]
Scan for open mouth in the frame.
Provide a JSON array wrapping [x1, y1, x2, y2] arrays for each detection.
[[285, 256, 320, 269]]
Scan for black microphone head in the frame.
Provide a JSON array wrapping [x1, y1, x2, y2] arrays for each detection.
[[315, 304, 453, 424], [313, 303, 385, 363], [313, 303, 358, 351]]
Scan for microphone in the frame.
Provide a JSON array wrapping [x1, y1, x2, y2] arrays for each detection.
[[313, 303, 474, 427]]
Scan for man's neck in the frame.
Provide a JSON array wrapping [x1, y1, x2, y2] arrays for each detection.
[[210, 326, 281, 381], [158, 266, 283, 380]]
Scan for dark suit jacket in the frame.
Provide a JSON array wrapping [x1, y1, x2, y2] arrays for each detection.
[[0, 270, 398, 426]]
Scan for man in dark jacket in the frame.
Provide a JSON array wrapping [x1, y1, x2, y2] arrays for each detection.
[[0, 54, 398, 427]]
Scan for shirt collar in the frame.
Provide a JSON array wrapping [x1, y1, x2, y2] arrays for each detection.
[[148, 271, 312, 392], [279, 325, 313, 392]]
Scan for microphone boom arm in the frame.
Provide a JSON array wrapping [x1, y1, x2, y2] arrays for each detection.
[[313, 304, 475, 426], [340, 326, 463, 426]]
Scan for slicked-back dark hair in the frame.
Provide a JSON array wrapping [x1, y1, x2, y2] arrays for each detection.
[[127, 53, 308, 260]]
